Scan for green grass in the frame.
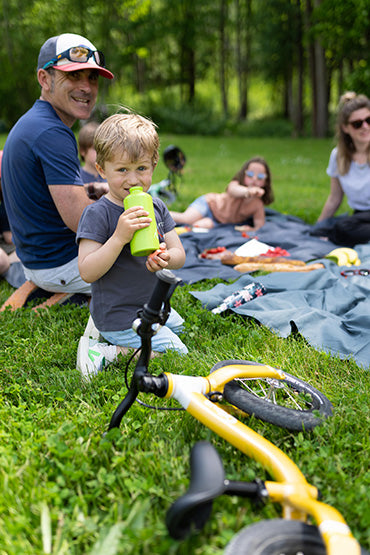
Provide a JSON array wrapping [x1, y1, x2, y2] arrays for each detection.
[[1, 135, 369, 554]]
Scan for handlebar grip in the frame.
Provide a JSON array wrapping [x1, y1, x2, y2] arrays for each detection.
[[146, 269, 182, 313]]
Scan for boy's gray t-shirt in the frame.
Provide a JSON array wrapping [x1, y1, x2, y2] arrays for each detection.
[[76, 195, 176, 331]]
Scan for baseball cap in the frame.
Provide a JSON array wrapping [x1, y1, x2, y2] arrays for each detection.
[[37, 33, 114, 79]]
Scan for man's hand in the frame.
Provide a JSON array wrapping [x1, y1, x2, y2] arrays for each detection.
[[84, 182, 109, 200]]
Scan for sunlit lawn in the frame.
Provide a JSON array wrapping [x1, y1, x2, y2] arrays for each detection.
[[0, 134, 368, 554]]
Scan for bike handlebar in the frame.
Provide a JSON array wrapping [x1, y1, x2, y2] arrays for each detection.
[[144, 269, 182, 315], [108, 270, 182, 431]]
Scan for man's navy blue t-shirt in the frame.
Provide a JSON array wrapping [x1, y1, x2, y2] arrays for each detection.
[[2, 100, 84, 269]]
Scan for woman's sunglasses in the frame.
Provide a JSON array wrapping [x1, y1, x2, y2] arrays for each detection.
[[340, 268, 370, 277], [348, 116, 370, 130], [245, 170, 267, 180], [43, 46, 106, 70]]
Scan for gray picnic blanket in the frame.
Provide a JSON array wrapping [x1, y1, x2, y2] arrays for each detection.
[[173, 209, 340, 284], [1, 210, 339, 288], [190, 243, 370, 370]]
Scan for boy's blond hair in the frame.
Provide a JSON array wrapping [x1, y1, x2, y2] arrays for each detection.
[[94, 112, 160, 168], [78, 121, 100, 161]]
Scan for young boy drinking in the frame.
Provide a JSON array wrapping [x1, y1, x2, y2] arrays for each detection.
[[76, 112, 187, 380]]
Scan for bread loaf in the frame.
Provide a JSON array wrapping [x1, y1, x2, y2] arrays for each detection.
[[234, 262, 324, 273], [221, 252, 305, 266]]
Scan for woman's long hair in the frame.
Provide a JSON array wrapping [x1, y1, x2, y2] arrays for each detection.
[[336, 91, 370, 175]]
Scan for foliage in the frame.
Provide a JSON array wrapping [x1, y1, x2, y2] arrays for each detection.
[[1, 135, 369, 553], [1, 0, 370, 134], [313, 0, 370, 95], [228, 117, 295, 138], [140, 96, 227, 136], [255, 0, 302, 83]]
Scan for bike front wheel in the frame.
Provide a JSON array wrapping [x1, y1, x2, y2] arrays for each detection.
[[211, 360, 332, 431], [224, 519, 369, 555]]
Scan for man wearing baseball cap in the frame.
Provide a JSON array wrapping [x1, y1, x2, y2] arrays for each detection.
[[1, 33, 114, 295]]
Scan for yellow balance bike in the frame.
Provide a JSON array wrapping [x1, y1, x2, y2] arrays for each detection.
[[108, 270, 368, 555]]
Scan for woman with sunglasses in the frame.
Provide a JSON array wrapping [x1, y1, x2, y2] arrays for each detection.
[[170, 156, 274, 231], [317, 92, 370, 246]]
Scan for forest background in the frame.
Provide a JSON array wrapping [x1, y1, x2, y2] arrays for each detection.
[[1, 2, 370, 553], [1, 0, 370, 138]]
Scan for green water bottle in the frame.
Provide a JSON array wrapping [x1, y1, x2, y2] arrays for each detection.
[[124, 186, 160, 256]]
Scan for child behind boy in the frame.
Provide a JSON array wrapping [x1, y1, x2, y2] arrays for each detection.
[[76, 112, 187, 380], [78, 121, 108, 200]]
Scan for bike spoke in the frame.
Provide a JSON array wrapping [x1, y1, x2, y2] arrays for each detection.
[[235, 377, 313, 412]]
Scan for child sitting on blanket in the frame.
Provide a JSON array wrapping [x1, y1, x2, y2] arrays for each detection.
[[170, 156, 274, 232]]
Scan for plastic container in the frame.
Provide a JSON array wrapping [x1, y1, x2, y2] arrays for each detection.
[[211, 282, 266, 314], [124, 186, 160, 256]]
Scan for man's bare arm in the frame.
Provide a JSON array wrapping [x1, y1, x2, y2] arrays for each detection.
[[49, 184, 93, 232]]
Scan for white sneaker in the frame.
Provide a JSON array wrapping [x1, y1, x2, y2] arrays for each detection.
[[83, 314, 100, 340], [76, 336, 117, 381]]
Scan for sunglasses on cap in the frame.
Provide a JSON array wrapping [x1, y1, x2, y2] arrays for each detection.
[[245, 170, 267, 180], [42, 46, 106, 70], [348, 116, 370, 130], [340, 268, 370, 277]]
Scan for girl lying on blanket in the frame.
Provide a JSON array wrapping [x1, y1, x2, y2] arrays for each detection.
[[170, 156, 274, 232]]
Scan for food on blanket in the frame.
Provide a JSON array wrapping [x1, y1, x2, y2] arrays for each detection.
[[338, 248, 360, 265], [325, 247, 361, 267], [234, 262, 324, 273], [220, 251, 305, 266], [204, 246, 226, 255], [175, 225, 192, 235], [234, 238, 272, 257], [262, 247, 290, 257], [199, 246, 227, 259]]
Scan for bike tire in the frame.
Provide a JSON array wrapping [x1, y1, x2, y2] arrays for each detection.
[[224, 519, 370, 555], [211, 360, 332, 431]]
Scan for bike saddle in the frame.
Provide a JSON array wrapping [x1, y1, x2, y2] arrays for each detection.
[[166, 441, 226, 540]]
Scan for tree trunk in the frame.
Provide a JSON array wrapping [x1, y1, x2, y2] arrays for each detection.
[[236, 0, 251, 121], [286, 74, 294, 122], [306, 0, 328, 137], [134, 55, 146, 94], [295, 0, 304, 135], [220, 0, 229, 117], [179, 2, 196, 104], [314, 32, 328, 137]]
